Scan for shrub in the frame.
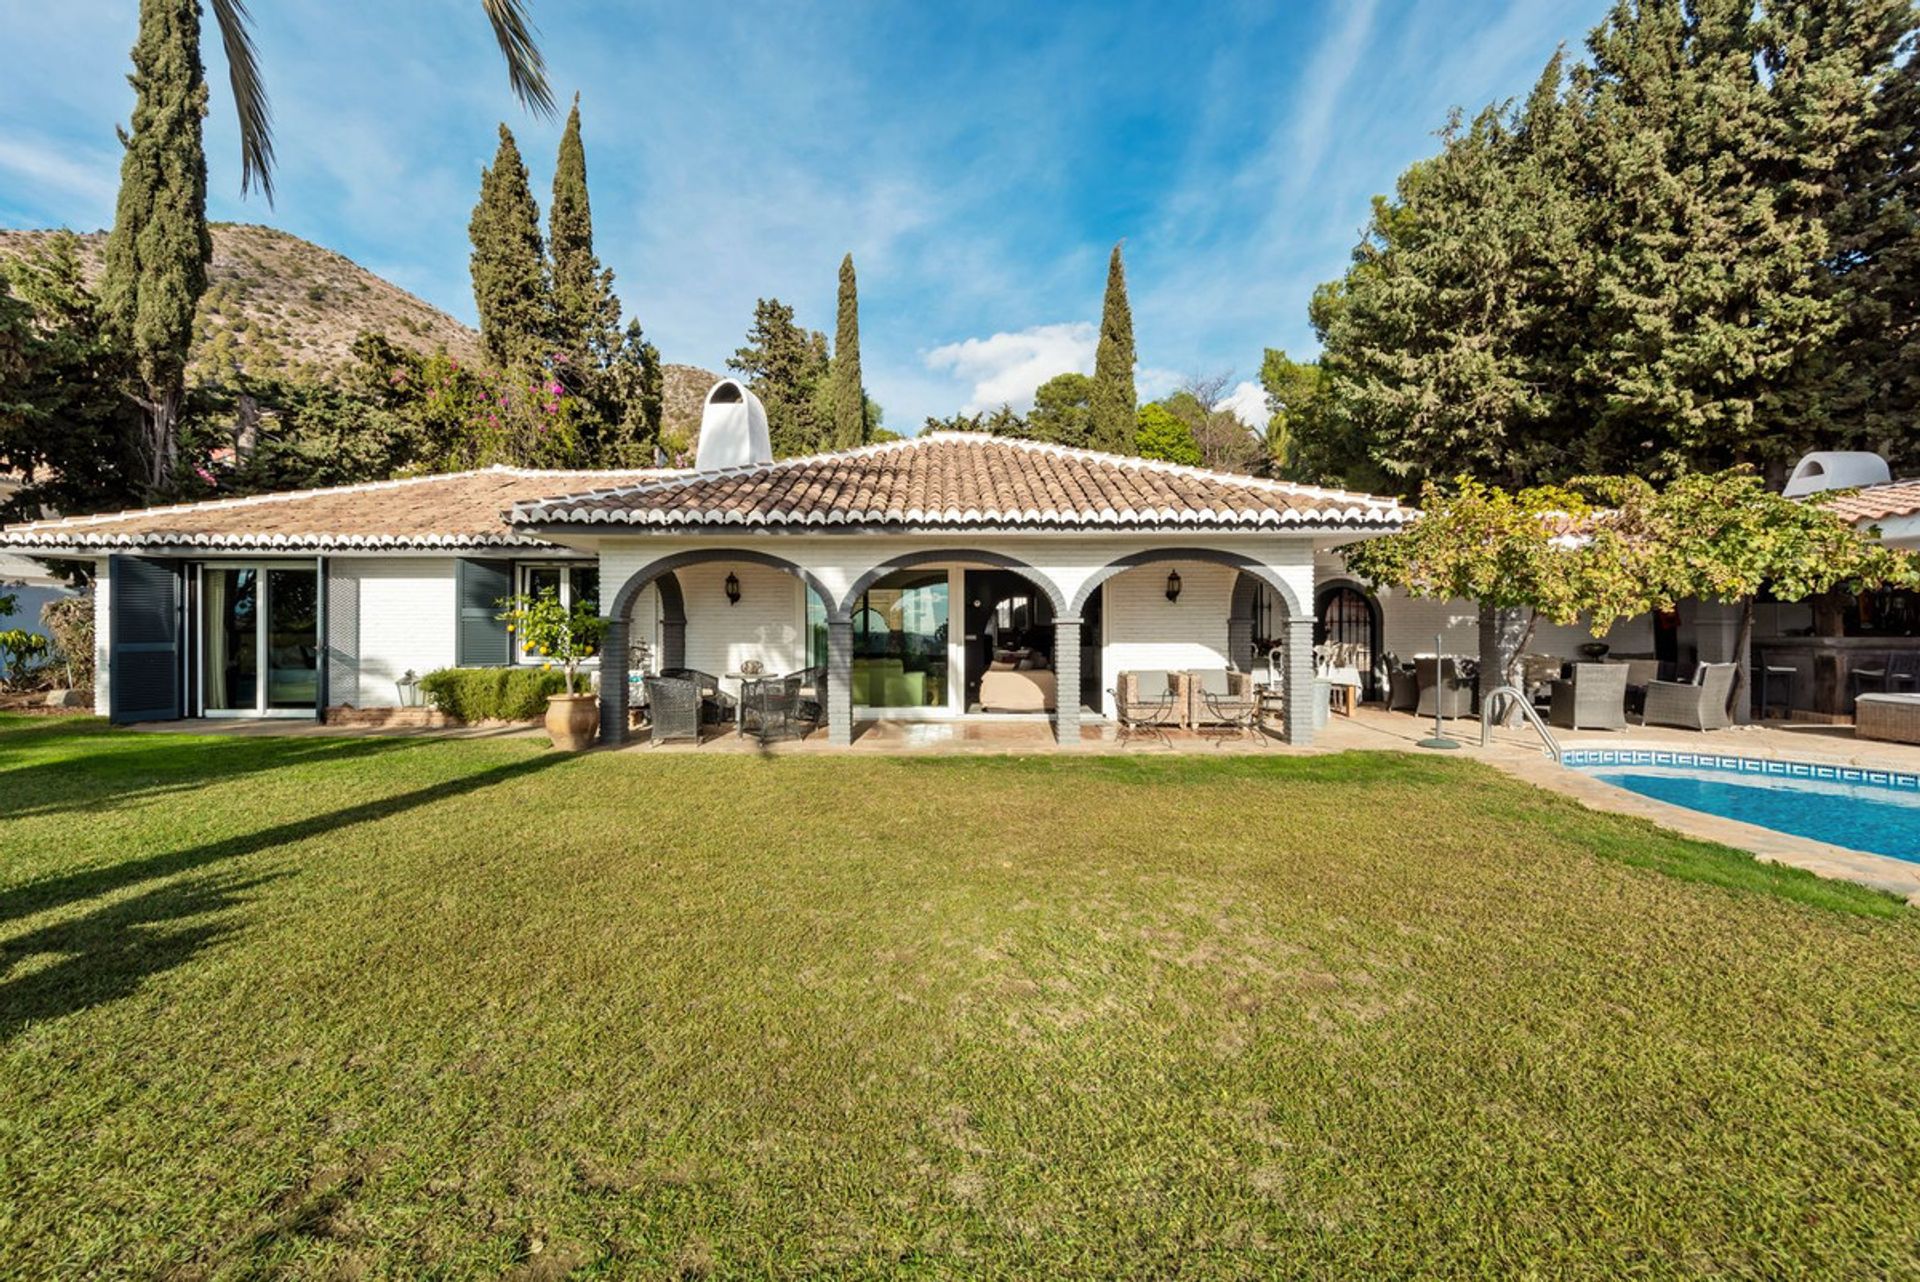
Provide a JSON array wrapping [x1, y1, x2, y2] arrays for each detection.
[[0, 629, 49, 688], [417, 667, 588, 721], [40, 595, 95, 690]]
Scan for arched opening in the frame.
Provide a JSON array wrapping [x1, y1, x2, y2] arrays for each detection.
[[1314, 580, 1383, 701], [600, 548, 840, 745], [1074, 548, 1312, 743]]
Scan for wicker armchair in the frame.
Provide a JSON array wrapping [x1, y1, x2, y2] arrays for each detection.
[[660, 667, 736, 725], [1111, 670, 1178, 746], [643, 675, 703, 745], [1198, 681, 1263, 745], [790, 665, 826, 738], [1177, 669, 1252, 729], [1386, 664, 1420, 712], [1641, 662, 1736, 732], [1414, 657, 1471, 719], [739, 674, 804, 744], [1548, 663, 1630, 731]]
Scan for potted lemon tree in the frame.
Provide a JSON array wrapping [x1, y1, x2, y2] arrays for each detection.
[[500, 586, 607, 750]]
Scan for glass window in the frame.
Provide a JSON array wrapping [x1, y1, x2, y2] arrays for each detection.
[[850, 571, 947, 708], [517, 563, 600, 663]]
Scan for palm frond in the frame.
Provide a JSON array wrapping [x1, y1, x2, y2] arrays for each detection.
[[209, 0, 276, 202], [481, 0, 556, 118]]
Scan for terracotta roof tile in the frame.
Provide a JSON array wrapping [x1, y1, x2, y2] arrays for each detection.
[[512, 433, 1408, 532], [1825, 478, 1920, 525], [0, 466, 668, 551]]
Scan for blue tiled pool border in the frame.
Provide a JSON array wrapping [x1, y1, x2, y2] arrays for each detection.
[[1563, 748, 1920, 794]]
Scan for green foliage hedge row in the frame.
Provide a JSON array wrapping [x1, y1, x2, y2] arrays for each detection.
[[417, 667, 588, 721]]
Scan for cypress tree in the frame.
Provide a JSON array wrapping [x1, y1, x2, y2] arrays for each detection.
[[469, 123, 551, 371], [548, 94, 622, 379], [1089, 242, 1136, 454], [831, 253, 867, 448], [100, 0, 211, 494]]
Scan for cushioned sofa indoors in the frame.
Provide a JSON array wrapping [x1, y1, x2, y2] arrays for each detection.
[[850, 658, 926, 707]]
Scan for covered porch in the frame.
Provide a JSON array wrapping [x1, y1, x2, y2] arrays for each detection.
[[588, 540, 1320, 749]]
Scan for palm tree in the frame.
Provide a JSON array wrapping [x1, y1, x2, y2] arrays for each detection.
[[209, 0, 554, 201]]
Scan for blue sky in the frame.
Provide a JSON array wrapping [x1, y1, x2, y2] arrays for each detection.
[[0, 0, 1608, 430]]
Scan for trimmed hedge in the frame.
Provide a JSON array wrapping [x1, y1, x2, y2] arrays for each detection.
[[417, 667, 589, 722]]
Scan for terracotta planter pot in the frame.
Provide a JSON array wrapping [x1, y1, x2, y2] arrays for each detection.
[[545, 693, 600, 751]]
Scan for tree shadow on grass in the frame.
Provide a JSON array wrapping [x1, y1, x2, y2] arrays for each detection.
[[0, 744, 564, 967], [0, 730, 431, 820], [0, 870, 281, 1042]]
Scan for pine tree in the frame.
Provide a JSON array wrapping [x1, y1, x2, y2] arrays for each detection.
[[729, 298, 830, 457], [601, 319, 663, 465], [2, 235, 145, 521], [100, 0, 212, 494], [548, 95, 622, 379], [830, 253, 867, 448], [469, 123, 551, 371], [1089, 242, 1136, 454]]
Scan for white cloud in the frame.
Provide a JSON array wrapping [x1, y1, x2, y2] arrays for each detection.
[[0, 134, 119, 224], [1216, 380, 1271, 430], [923, 322, 1095, 414]]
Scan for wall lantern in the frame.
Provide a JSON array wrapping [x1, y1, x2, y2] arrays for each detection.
[[1165, 569, 1182, 603], [725, 572, 742, 606]]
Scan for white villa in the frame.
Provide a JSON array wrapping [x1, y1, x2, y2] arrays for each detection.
[[0, 381, 1408, 746], [4, 380, 1915, 743]]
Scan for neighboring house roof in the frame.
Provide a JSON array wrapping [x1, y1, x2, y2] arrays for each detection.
[[0, 466, 670, 552], [509, 433, 1409, 532], [1824, 477, 1920, 526]]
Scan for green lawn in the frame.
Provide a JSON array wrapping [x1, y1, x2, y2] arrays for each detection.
[[2, 715, 1917, 1278]]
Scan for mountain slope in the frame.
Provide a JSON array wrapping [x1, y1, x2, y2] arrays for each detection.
[[0, 222, 717, 441]]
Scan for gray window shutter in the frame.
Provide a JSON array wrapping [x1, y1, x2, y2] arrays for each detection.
[[326, 565, 360, 705], [455, 558, 513, 666], [109, 555, 183, 723]]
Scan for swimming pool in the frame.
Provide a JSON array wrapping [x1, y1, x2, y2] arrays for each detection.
[[1565, 749, 1920, 864]]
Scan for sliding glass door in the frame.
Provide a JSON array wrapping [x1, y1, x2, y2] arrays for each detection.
[[200, 563, 318, 716]]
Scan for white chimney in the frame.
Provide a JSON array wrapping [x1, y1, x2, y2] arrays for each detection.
[[1783, 451, 1893, 497], [694, 379, 773, 471]]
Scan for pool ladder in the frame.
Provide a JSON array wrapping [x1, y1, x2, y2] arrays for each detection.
[[1480, 686, 1562, 762]]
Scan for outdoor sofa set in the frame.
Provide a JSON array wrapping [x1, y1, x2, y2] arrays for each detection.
[[1110, 669, 1264, 745]]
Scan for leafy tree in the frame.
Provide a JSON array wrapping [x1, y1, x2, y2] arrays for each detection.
[[1259, 348, 1324, 479], [1163, 374, 1261, 474], [599, 319, 663, 466], [923, 406, 1028, 437], [1028, 372, 1093, 447], [729, 298, 831, 457], [1089, 243, 1136, 453], [0, 235, 144, 523], [1344, 477, 1623, 689], [350, 334, 583, 470], [469, 124, 552, 372], [548, 95, 621, 382], [830, 253, 867, 448], [1134, 403, 1201, 466], [100, 0, 213, 494], [1587, 469, 1918, 721]]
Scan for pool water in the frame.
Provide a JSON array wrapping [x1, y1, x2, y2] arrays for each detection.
[[1567, 752, 1920, 864]]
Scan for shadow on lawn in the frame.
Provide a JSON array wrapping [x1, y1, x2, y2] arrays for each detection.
[[0, 729, 427, 820], [0, 753, 566, 1037], [0, 871, 280, 1042]]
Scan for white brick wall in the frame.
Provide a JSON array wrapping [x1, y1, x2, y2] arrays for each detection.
[[341, 557, 457, 706], [1102, 562, 1234, 698], [675, 561, 806, 677]]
